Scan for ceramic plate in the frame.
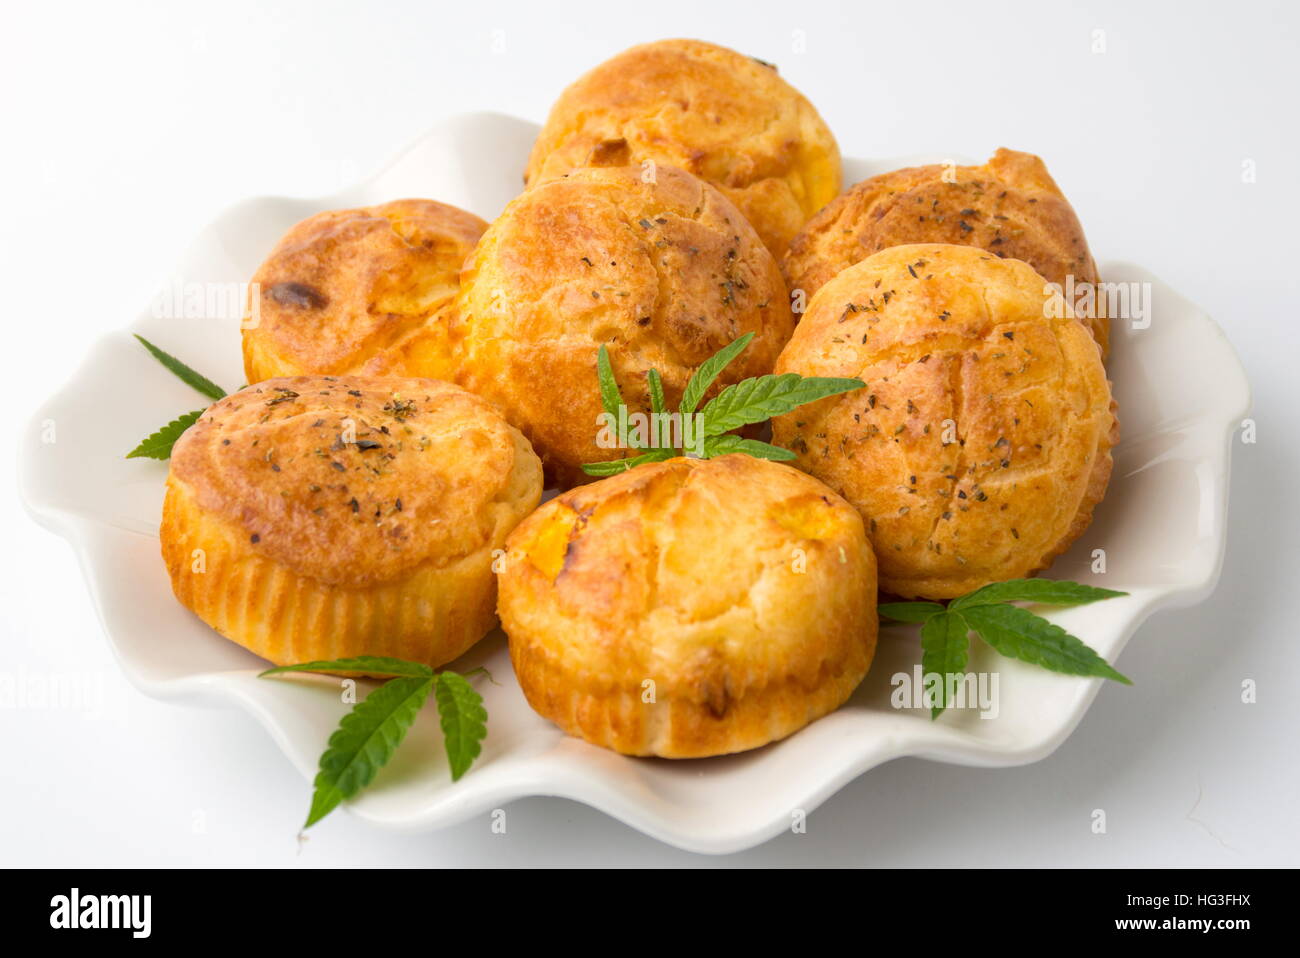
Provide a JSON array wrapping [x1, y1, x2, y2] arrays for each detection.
[[18, 113, 1250, 854]]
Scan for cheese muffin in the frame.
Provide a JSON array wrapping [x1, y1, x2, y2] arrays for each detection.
[[771, 244, 1116, 600], [499, 454, 877, 758], [241, 199, 487, 383], [784, 149, 1108, 355], [455, 163, 795, 488], [525, 38, 841, 258], [161, 376, 542, 667]]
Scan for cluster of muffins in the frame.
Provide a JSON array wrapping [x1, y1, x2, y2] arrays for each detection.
[[162, 38, 1115, 759]]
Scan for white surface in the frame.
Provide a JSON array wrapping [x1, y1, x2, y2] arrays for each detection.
[[1, 0, 1296, 865]]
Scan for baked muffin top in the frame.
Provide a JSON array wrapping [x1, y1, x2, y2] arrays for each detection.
[[503, 453, 873, 689], [242, 199, 487, 383], [525, 38, 841, 256], [455, 163, 794, 486], [169, 376, 541, 587], [784, 149, 1106, 354], [772, 243, 1115, 598]]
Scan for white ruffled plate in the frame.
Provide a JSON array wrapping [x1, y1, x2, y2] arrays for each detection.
[[18, 113, 1250, 854]]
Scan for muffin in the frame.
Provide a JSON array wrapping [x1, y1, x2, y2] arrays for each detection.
[[161, 376, 542, 667], [771, 244, 1116, 600], [783, 149, 1108, 355], [525, 38, 841, 258], [455, 163, 795, 488], [241, 199, 487, 383], [499, 454, 877, 758]]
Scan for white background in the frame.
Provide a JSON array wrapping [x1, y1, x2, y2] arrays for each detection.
[[2, 0, 1297, 866]]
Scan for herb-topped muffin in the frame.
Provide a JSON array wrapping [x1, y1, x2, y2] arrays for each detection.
[[783, 149, 1109, 355], [498, 454, 877, 758], [241, 199, 488, 383], [455, 163, 795, 488], [161, 376, 542, 667], [772, 244, 1117, 600], [526, 38, 841, 258]]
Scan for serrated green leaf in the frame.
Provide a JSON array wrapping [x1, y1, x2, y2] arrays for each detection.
[[701, 434, 797, 461], [596, 344, 624, 421], [878, 601, 946, 623], [680, 332, 754, 415], [961, 603, 1131, 684], [580, 448, 676, 476], [921, 611, 971, 719], [260, 656, 434, 679], [135, 334, 227, 400], [647, 367, 666, 416], [304, 675, 435, 828], [951, 578, 1128, 611], [434, 672, 488, 781], [125, 409, 204, 460], [701, 373, 865, 436]]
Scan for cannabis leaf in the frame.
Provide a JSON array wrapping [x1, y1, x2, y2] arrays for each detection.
[[125, 409, 205, 460], [134, 334, 227, 400], [702, 372, 866, 436], [879, 578, 1131, 718], [701, 434, 796, 461], [959, 603, 1131, 684], [875, 601, 945, 624], [920, 612, 970, 719], [583, 334, 864, 475], [680, 332, 754, 416], [434, 672, 489, 781], [950, 579, 1126, 610], [596, 343, 625, 422], [303, 675, 434, 828], [647, 367, 666, 416], [260, 657, 488, 828], [581, 448, 675, 476], [260, 656, 436, 679], [126, 336, 232, 460]]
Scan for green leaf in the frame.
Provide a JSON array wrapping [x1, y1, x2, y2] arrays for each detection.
[[596, 344, 624, 420], [434, 672, 488, 781], [951, 578, 1128, 611], [304, 675, 435, 828], [125, 409, 204, 460], [260, 656, 434, 679], [960, 603, 1132, 684], [701, 434, 797, 461], [581, 448, 676, 476], [647, 367, 666, 417], [878, 601, 946, 623], [921, 611, 971, 719], [135, 334, 227, 400], [680, 332, 754, 415], [701, 373, 865, 436]]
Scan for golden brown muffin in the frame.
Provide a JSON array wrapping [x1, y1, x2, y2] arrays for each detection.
[[499, 454, 877, 758], [161, 376, 542, 667], [784, 149, 1108, 355], [771, 244, 1116, 600], [525, 38, 841, 258], [241, 199, 487, 383], [455, 164, 795, 488]]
